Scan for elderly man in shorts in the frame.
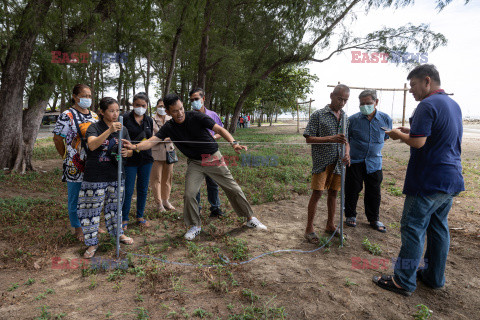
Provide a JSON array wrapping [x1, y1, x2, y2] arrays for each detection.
[[303, 84, 350, 243]]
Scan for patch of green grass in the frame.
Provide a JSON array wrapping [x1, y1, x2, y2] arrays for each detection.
[[362, 237, 382, 256], [387, 185, 403, 196], [25, 278, 36, 285], [225, 237, 249, 261], [413, 304, 433, 320], [7, 283, 19, 291], [89, 276, 98, 290], [345, 278, 357, 287], [107, 269, 125, 282], [241, 288, 259, 302], [135, 307, 149, 320], [192, 308, 212, 318], [32, 138, 58, 160]]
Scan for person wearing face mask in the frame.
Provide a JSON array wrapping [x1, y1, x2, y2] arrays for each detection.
[[121, 92, 154, 230], [79, 97, 134, 258], [303, 84, 351, 244], [53, 84, 100, 242], [150, 98, 176, 212], [344, 90, 392, 233], [189, 88, 225, 218]]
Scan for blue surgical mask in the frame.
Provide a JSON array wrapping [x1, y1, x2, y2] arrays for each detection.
[[191, 99, 202, 110], [78, 98, 92, 109], [360, 104, 375, 115]]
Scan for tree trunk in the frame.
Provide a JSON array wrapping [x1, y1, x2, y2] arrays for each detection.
[[51, 91, 59, 112], [224, 111, 229, 129], [165, 4, 187, 95], [0, 0, 53, 171], [8, 0, 117, 172], [227, 82, 255, 133], [196, 0, 212, 89]]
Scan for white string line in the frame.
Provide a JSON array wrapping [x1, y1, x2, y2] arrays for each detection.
[[127, 140, 342, 145]]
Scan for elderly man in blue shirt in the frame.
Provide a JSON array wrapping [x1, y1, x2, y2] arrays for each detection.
[[345, 89, 392, 233]]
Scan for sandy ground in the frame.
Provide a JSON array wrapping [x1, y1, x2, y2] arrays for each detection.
[[3, 125, 480, 319]]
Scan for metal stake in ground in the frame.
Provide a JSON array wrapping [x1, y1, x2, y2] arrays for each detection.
[[116, 115, 124, 259], [339, 113, 347, 247]]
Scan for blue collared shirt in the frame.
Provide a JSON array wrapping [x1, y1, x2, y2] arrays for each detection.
[[348, 110, 392, 174]]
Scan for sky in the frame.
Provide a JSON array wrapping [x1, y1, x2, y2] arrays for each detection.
[[304, 0, 480, 120]]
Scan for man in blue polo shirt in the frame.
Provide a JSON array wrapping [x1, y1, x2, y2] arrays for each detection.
[[345, 90, 392, 232], [373, 64, 464, 296]]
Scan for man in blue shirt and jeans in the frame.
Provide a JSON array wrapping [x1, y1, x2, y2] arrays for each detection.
[[373, 64, 464, 296], [345, 90, 392, 232]]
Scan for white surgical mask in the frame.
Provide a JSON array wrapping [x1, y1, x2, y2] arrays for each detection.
[[134, 107, 147, 116], [78, 98, 92, 109], [360, 104, 375, 116], [157, 107, 166, 115], [191, 99, 202, 110]]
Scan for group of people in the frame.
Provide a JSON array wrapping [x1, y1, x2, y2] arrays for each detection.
[[53, 63, 463, 297], [53, 86, 267, 258], [238, 114, 250, 128], [304, 64, 464, 296]]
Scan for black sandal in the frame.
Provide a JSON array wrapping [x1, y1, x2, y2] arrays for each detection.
[[372, 275, 412, 296], [370, 221, 387, 233], [345, 217, 356, 227]]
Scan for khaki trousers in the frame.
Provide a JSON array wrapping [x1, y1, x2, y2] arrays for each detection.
[[150, 160, 173, 204], [184, 151, 253, 227]]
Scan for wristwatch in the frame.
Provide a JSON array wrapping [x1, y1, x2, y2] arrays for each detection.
[[230, 140, 239, 146]]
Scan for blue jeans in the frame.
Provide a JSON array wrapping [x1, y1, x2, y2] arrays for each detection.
[[122, 162, 153, 221], [196, 175, 221, 212], [67, 181, 82, 228], [394, 192, 457, 292]]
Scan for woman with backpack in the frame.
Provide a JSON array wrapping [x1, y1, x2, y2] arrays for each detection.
[[53, 84, 100, 242]]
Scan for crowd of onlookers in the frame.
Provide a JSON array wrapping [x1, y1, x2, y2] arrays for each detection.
[[54, 64, 464, 298], [53, 86, 266, 258]]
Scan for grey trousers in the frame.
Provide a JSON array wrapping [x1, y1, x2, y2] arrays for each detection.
[[184, 151, 253, 227]]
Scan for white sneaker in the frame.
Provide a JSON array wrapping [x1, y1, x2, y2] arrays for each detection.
[[246, 217, 267, 230], [184, 226, 201, 240]]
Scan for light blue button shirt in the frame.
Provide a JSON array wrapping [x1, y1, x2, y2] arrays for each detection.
[[348, 110, 392, 174]]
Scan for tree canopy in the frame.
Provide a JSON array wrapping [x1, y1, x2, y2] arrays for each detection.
[[0, 0, 467, 171]]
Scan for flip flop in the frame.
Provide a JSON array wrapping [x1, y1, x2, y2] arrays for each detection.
[[345, 217, 357, 227], [370, 221, 387, 233], [83, 245, 98, 259], [119, 236, 134, 245], [137, 219, 150, 227], [372, 274, 412, 296], [304, 232, 320, 244]]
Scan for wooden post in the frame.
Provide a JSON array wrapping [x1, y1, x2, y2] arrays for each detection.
[[296, 100, 300, 133], [402, 83, 407, 126]]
